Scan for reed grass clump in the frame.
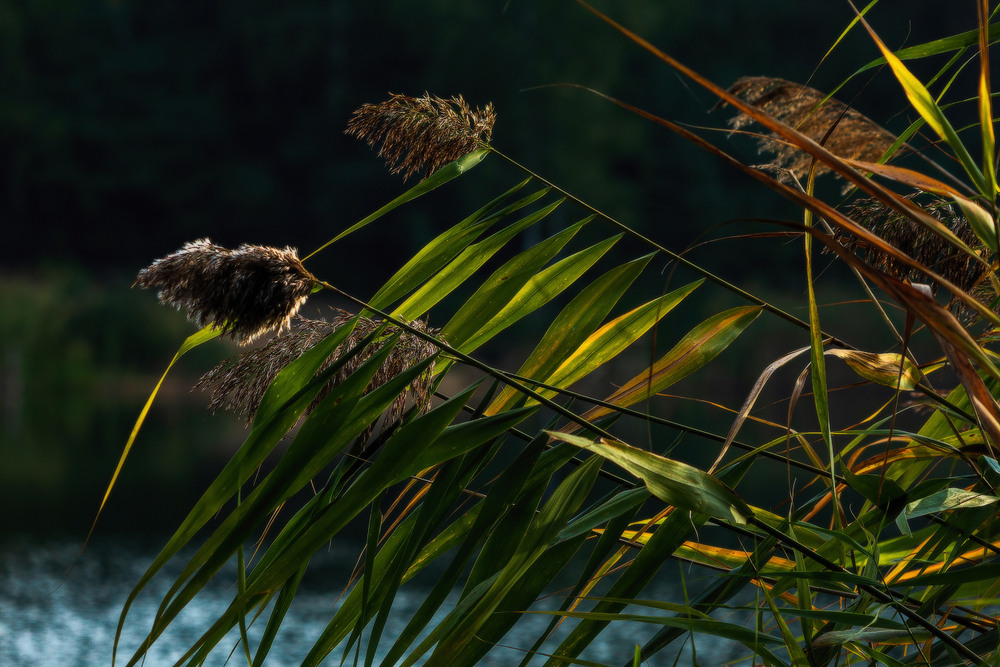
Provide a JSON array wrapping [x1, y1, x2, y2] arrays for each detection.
[[134, 239, 317, 345], [111, 7, 1000, 666], [345, 92, 495, 180]]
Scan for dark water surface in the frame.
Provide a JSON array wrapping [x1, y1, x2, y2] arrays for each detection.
[[1, 536, 743, 666]]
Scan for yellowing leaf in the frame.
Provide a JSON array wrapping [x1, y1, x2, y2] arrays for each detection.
[[566, 306, 761, 431], [826, 349, 923, 391], [536, 281, 701, 401], [858, 14, 987, 193]]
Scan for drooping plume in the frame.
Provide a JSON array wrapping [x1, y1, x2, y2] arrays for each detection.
[[833, 195, 990, 321], [725, 76, 901, 184], [345, 92, 495, 180], [134, 239, 317, 345], [196, 311, 439, 426]]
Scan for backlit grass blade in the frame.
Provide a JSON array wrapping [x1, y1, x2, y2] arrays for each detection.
[[93, 325, 219, 551], [441, 215, 585, 349], [979, 0, 998, 198], [516, 492, 648, 666], [114, 322, 364, 661], [380, 435, 550, 667], [449, 535, 588, 666], [367, 179, 540, 310], [548, 432, 751, 524], [542, 509, 708, 665], [171, 388, 529, 666], [302, 148, 488, 261], [534, 281, 702, 402], [124, 338, 409, 665], [392, 194, 562, 319], [459, 232, 617, 353], [568, 306, 761, 429], [486, 253, 653, 415], [362, 455, 482, 667], [245, 406, 537, 610], [851, 22, 1000, 76], [856, 12, 987, 194]]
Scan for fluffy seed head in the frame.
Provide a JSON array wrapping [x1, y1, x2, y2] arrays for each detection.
[[725, 76, 900, 185], [833, 195, 990, 321], [345, 92, 495, 181], [196, 312, 439, 428], [134, 239, 316, 345]]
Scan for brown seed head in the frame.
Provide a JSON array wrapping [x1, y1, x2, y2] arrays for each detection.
[[196, 312, 439, 428], [834, 195, 990, 321], [345, 92, 495, 181], [725, 76, 900, 184], [134, 239, 317, 345]]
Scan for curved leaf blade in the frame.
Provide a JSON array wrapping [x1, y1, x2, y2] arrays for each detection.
[[571, 305, 761, 428], [536, 281, 702, 401], [548, 432, 751, 525]]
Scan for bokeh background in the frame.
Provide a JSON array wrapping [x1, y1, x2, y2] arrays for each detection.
[[0, 0, 975, 539]]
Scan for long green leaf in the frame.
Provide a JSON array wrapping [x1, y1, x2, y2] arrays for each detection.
[[858, 14, 987, 193], [441, 215, 585, 349], [303, 148, 488, 261], [548, 432, 751, 524], [459, 231, 617, 353], [395, 196, 565, 321], [96, 326, 220, 551], [125, 337, 409, 665], [367, 178, 539, 310], [486, 253, 654, 415], [571, 305, 761, 427], [534, 281, 702, 403], [418, 456, 603, 666]]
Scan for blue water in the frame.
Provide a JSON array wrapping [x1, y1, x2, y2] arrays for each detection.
[[0, 536, 744, 666]]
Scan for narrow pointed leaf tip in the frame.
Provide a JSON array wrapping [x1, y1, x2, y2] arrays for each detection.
[[346, 92, 496, 181], [547, 431, 752, 524], [134, 238, 317, 345]]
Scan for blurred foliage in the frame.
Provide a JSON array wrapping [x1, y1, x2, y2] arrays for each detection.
[[0, 268, 239, 534]]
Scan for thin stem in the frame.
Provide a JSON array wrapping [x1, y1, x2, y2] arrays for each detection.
[[315, 280, 621, 444], [486, 146, 846, 344]]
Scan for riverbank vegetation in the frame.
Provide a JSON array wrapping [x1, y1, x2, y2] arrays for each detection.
[[106, 2, 1000, 664]]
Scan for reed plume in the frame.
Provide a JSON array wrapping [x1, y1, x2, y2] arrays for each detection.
[[134, 239, 317, 345], [197, 311, 439, 427], [725, 76, 900, 183], [345, 92, 495, 180], [833, 195, 990, 320]]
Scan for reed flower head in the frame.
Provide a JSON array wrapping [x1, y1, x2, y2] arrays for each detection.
[[725, 76, 900, 184], [197, 311, 439, 427], [134, 239, 317, 345], [833, 195, 990, 321], [345, 92, 495, 181]]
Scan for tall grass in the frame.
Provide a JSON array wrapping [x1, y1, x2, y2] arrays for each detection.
[[105, 2, 1000, 664]]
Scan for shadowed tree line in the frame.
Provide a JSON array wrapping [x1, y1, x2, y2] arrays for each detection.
[[3, 0, 966, 278]]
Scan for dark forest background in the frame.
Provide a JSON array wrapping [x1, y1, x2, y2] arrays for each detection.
[[0, 0, 977, 536]]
